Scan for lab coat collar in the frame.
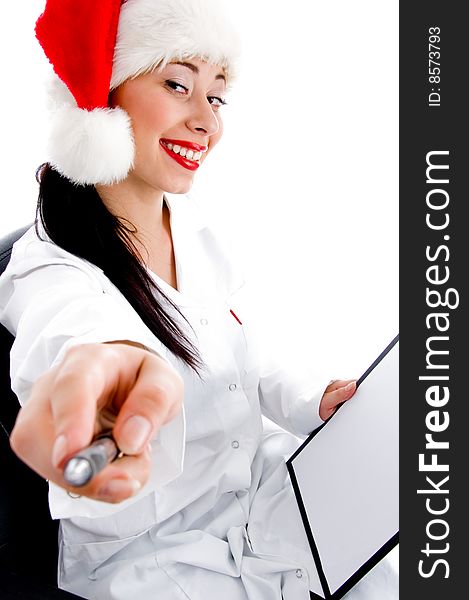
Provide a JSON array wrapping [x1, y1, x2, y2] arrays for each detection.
[[164, 193, 208, 234]]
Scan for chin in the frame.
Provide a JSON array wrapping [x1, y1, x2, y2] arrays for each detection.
[[164, 179, 195, 195]]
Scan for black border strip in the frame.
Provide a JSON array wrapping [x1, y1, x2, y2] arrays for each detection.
[[399, 2, 466, 595], [287, 335, 399, 598]]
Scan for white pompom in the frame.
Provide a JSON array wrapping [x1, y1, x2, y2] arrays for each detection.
[[47, 106, 135, 186]]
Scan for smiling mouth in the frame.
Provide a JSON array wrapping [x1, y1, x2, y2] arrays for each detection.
[[160, 139, 208, 171]]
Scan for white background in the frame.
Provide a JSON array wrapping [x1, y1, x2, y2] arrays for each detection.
[[0, 0, 398, 573]]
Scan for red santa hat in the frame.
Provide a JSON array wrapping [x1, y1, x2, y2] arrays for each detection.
[[35, 0, 240, 186]]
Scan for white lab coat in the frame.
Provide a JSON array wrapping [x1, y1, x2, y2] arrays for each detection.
[[0, 193, 398, 600]]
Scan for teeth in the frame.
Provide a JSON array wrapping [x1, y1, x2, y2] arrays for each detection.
[[163, 142, 205, 162]]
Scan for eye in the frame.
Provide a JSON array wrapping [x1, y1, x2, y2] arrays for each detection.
[[165, 80, 189, 94], [208, 96, 227, 108]]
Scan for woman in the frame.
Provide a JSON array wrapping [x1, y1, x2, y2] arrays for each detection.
[[0, 0, 397, 598]]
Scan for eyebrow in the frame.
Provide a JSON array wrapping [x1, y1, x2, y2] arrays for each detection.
[[172, 61, 227, 83]]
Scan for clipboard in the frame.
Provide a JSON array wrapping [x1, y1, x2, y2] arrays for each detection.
[[286, 335, 399, 599]]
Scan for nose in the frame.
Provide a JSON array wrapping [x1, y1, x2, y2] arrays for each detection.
[[186, 94, 220, 138]]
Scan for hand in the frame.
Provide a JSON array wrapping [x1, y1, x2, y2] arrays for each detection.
[[10, 342, 183, 503], [319, 379, 356, 421]]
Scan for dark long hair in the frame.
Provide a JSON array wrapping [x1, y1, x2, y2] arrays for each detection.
[[36, 163, 203, 374]]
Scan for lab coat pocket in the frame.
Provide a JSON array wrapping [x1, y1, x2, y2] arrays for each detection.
[[225, 297, 260, 393], [59, 493, 159, 586], [60, 529, 151, 583]]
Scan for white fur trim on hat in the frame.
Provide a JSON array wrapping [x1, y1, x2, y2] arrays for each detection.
[[48, 105, 135, 186], [111, 0, 241, 89]]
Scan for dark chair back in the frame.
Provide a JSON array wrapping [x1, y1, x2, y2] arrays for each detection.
[[0, 225, 82, 598]]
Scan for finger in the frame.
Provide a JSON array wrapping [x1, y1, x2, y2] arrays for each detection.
[[112, 352, 183, 455], [336, 380, 356, 398], [11, 343, 137, 479], [47, 343, 165, 465], [326, 379, 355, 393], [10, 377, 59, 483], [325, 380, 356, 407], [47, 344, 138, 466], [10, 361, 104, 482], [62, 445, 153, 504], [11, 343, 181, 490], [319, 380, 356, 421]]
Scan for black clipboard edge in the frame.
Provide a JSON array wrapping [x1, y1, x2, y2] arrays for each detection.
[[287, 460, 331, 598], [308, 533, 399, 600], [286, 334, 400, 599], [356, 334, 399, 389], [288, 334, 400, 467], [288, 459, 399, 600]]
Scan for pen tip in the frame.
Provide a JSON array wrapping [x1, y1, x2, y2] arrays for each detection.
[[63, 457, 93, 487]]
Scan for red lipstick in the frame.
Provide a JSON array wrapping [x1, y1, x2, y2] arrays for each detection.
[[159, 139, 205, 171], [161, 139, 207, 153]]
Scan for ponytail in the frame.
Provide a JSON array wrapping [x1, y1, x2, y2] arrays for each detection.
[[36, 164, 203, 374]]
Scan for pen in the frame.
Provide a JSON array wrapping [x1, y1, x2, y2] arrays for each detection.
[[63, 434, 121, 487]]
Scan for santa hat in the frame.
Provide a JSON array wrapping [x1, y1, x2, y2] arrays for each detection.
[[35, 0, 241, 186]]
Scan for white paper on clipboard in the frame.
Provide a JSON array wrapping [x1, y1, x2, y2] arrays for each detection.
[[286, 336, 399, 599]]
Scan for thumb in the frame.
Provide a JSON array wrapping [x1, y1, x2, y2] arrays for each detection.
[[319, 380, 356, 421]]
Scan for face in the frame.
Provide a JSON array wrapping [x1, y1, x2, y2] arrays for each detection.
[[110, 58, 227, 197]]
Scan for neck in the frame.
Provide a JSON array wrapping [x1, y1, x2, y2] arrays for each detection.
[[96, 177, 166, 232], [95, 177, 175, 274]]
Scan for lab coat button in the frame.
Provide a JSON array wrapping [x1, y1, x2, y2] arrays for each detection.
[[67, 491, 82, 499], [231, 440, 240, 449], [229, 383, 237, 392], [296, 569, 303, 579], [200, 318, 208, 326]]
